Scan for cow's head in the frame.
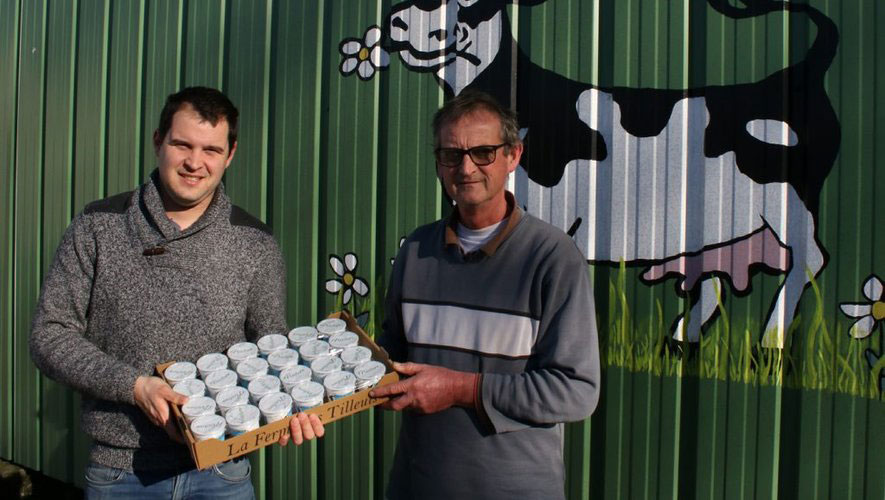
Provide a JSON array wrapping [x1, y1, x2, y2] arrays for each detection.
[[386, 0, 511, 94]]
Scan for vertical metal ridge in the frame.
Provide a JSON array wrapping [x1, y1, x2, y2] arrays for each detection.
[[66, 0, 78, 219], [0, 0, 22, 462], [35, 0, 49, 469], [175, 0, 184, 88], [260, 0, 272, 222], [134, 0, 146, 183], [217, 0, 226, 87], [311, 0, 325, 326], [98, 0, 109, 198]]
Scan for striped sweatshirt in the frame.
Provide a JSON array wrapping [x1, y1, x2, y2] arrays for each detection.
[[379, 193, 601, 500]]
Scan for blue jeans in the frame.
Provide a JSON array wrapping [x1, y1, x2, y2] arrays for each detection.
[[84, 457, 254, 500]]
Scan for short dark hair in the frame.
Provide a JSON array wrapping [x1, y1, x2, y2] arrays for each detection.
[[156, 87, 239, 152], [431, 89, 521, 149]]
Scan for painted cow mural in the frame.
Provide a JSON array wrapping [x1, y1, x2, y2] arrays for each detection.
[[341, 0, 841, 348]]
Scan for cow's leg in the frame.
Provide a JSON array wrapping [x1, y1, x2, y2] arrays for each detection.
[[673, 276, 723, 343], [760, 203, 825, 348]]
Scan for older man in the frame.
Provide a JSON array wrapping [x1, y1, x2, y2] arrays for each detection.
[[30, 87, 322, 499], [372, 89, 601, 499]]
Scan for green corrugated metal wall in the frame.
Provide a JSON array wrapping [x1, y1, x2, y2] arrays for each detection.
[[1, 0, 883, 498]]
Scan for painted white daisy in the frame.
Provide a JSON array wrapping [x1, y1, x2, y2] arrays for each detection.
[[339, 26, 390, 81], [325, 253, 369, 305], [840, 275, 885, 339]]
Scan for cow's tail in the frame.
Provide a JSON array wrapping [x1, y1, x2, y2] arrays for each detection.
[[707, 0, 838, 78]]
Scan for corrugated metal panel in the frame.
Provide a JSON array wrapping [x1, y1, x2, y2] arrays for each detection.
[[2, 0, 884, 498], [40, 0, 77, 484], [13, 0, 46, 471]]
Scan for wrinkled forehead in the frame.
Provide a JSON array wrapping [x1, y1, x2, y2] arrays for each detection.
[[435, 108, 503, 145]]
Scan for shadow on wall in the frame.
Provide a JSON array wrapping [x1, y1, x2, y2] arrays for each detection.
[[0, 459, 82, 499]]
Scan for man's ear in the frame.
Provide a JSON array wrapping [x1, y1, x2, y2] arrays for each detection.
[[224, 141, 238, 169], [152, 130, 162, 154], [506, 142, 524, 174]]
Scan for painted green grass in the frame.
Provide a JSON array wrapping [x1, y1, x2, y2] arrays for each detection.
[[599, 265, 883, 400], [345, 262, 882, 400]]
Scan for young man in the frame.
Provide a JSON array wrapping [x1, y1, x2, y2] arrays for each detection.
[[372, 89, 601, 499], [30, 87, 322, 498]]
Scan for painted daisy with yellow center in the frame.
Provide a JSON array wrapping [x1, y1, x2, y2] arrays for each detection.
[[840, 274, 885, 338], [339, 26, 390, 81], [325, 252, 369, 306]]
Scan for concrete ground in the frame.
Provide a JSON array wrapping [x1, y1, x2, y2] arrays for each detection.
[[0, 459, 82, 499]]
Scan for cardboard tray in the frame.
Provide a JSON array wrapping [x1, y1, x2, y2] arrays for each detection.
[[156, 310, 398, 470]]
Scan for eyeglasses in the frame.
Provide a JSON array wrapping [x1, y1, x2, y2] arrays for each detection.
[[434, 143, 509, 168]]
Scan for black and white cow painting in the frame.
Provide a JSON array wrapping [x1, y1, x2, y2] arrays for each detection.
[[341, 0, 841, 348]]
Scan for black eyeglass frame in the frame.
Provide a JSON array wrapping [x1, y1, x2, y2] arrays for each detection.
[[434, 143, 510, 168]]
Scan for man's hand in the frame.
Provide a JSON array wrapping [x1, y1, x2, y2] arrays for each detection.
[[279, 413, 325, 446], [369, 362, 477, 414], [134, 375, 188, 428]]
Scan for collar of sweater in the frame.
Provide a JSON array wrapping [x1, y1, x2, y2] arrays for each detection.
[[444, 191, 523, 257], [140, 169, 231, 241]]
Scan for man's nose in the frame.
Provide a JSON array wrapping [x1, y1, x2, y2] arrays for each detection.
[[456, 153, 478, 174], [183, 151, 201, 170]]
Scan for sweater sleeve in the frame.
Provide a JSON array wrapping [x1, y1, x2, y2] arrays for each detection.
[[479, 245, 601, 434], [29, 214, 142, 404], [244, 235, 288, 341], [378, 241, 409, 362]]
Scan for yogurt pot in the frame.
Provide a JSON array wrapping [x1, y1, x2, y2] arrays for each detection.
[[316, 318, 347, 339], [328, 331, 360, 356], [299, 340, 331, 366], [258, 392, 294, 423], [204, 369, 238, 398], [181, 396, 217, 423], [310, 356, 343, 383], [225, 404, 261, 436], [215, 386, 250, 416], [173, 378, 206, 398], [190, 414, 226, 442], [247, 375, 281, 404], [290, 381, 325, 411], [267, 348, 300, 375], [278, 365, 313, 393], [236, 357, 269, 386], [196, 352, 229, 379], [323, 371, 356, 400], [227, 342, 259, 369], [287, 326, 318, 348], [164, 361, 197, 385], [257, 334, 288, 358], [340, 346, 373, 371], [353, 361, 387, 391]]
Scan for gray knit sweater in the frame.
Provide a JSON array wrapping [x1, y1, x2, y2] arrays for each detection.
[[30, 171, 287, 471]]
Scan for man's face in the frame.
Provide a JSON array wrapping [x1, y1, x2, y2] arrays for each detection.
[[436, 109, 521, 216], [154, 104, 236, 214]]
